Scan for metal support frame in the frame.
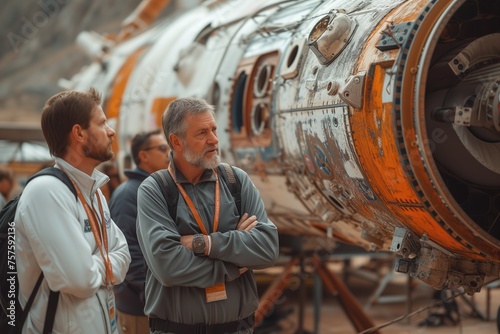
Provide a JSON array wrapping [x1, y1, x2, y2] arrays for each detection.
[[254, 254, 380, 333]]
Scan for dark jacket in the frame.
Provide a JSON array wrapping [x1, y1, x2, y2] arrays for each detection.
[[110, 167, 149, 315]]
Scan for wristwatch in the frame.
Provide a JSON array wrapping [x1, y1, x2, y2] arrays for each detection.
[[192, 234, 206, 256]]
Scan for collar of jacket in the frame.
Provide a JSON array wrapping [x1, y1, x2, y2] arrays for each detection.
[[124, 167, 149, 180], [55, 157, 109, 198]]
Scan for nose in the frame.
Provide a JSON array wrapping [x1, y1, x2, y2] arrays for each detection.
[[107, 124, 116, 137], [208, 130, 218, 145]]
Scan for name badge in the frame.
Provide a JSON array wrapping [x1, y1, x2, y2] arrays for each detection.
[[108, 290, 117, 332], [205, 282, 227, 303]]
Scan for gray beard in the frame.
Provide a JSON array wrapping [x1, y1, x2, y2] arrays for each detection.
[[184, 147, 220, 169]]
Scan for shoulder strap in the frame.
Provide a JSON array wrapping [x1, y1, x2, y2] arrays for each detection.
[[217, 163, 241, 216], [17, 276, 59, 334], [42, 290, 59, 334], [16, 273, 44, 333], [28, 167, 77, 200], [151, 170, 178, 220], [151, 165, 242, 220]]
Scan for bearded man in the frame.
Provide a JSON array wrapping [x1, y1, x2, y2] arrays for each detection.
[[136, 97, 279, 334], [15, 87, 131, 333]]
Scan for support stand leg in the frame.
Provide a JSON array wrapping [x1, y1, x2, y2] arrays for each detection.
[[255, 257, 300, 326], [255, 255, 380, 334], [312, 256, 380, 334]]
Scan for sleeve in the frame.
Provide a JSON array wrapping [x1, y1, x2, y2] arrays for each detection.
[[17, 177, 104, 299], [209, 168, 279, 269], [99, 190, 131, 286], [110, 183, 144, 288], [136, 177, 241, 289]]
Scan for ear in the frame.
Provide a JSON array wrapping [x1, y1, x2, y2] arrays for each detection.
[[138, 150, 148, 163], [169, 133, 183, 150], [71, 124, 86, 144]]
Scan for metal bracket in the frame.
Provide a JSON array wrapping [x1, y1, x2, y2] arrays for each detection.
[[390, 227, 421, 257], [339, 72, 365, 109], [377, 22, 413, 51], [394, 257, 417, 274], [448, 271, 484, 294]]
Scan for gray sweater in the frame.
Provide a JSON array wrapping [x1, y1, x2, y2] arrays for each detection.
[[136, 163, 279, 326]]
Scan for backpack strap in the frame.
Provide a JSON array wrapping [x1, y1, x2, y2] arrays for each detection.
[[151, 164, 242, 220], [217, 163, 241, 216], [151, 170, 178, 220], [42, 290, 60, 334], [15, 273, 58, 334], [29, 167, 77, 200], [17, 273, 44, 333]]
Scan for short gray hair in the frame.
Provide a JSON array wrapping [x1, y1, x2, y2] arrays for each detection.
[[162, 97, 215, 148]]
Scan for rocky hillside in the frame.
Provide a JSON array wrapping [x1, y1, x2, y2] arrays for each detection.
[[0, 0, 172, 123]]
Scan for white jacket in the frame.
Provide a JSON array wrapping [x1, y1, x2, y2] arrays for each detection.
[[15, 158, 131, 334]]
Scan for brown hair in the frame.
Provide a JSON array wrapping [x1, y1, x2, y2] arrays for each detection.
[[41, 87, 102, 158]]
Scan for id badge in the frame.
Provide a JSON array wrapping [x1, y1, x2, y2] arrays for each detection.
[[205, 282, 227, 303], [107, 290, 117, 332]]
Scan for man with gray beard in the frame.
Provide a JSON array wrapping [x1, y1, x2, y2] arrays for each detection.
[[136, 97, 279, 334]]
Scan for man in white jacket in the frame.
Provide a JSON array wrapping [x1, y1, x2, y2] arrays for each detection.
[[14, 87, 131, 334]]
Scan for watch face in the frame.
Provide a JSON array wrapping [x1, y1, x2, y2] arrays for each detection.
[[193, 235, 206, 255]]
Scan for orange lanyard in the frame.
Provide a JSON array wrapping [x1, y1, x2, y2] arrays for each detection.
[[67, 174, 115, 287], [168, 165, 220, 234]]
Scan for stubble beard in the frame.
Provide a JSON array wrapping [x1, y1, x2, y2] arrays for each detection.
[[83, 138, 114, 162]]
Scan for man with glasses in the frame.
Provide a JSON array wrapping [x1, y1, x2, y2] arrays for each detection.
[[110, 130, 170, 334]]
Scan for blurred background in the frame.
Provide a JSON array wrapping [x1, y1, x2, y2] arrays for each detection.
[[0, 0, 199, 175], [1, 0, 140, 122]]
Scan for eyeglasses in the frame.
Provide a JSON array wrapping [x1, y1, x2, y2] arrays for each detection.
[[143, 144, 169, 153]]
